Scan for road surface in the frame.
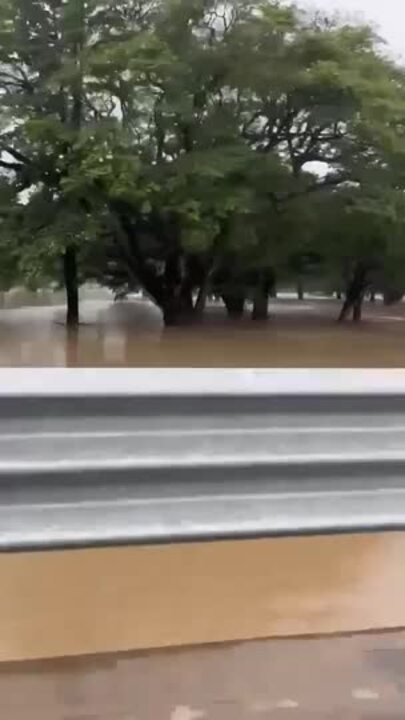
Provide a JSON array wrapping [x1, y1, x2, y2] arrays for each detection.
[[2, 629, 405, 719]]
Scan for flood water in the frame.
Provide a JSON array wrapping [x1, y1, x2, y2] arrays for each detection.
[[2, 533, 405, 662], [3, 628, 405, 719], [0, 633, 405, 720], [1, 288, 405, 366], [3, 534, 405, 719]]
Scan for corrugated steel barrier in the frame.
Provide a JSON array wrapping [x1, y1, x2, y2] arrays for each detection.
[[1, 369, 405, 550]]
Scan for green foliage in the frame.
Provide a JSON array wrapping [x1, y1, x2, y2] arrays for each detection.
[[2, 0, 405, 316]]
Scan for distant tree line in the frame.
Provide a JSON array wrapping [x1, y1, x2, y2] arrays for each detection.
[[2, 0, 405, 325]]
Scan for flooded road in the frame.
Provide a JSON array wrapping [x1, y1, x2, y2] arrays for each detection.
[[2, 534, 405, 662], [2, 292, 405, 366], [2, 535, 405, 717], [2, 630, 405, 720]]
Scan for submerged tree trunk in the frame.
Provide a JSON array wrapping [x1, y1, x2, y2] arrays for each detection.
[[223, 292, 245, 319], [383, 288, 403, 305], [194, 274, 211, 317], [63, 246, 79, 327], [338, 263, 368, 323], [252, 290, 268, 320], [252, 268, 276, 320], [352, 296, 363, 322], [65, 325, 79, 366], [252, 278, 269, 320], [161, 252, 195, 326], [162, 297, 190, 326]]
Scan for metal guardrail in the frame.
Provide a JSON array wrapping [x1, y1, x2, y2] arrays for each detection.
[[2, 369, 405, 551]]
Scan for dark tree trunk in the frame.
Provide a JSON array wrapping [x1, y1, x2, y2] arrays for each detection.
[[180, 279, 194, 312], [63, 246, 79, 327], [194, 275, 210, 317], [65, 325, 79, 366], [162, 294, 194, 326], [223, 293, 245, 319], [353, 297, 363, 322], [110, 203, 201, 326], [162, 300, 183, 326], [383, 288, 403, 306], [338, 299, 350, 322], [338, 263, 368, 323], [252, 268, 275, 320], [297, 277, 304, 301], [252, 291, 268, 320], [161, 252, 195, 326], [61, 1, 83, 330], [252, 278, 269, 320]]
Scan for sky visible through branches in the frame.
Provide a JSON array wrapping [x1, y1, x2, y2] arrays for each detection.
[[305, 0, 404, 59]]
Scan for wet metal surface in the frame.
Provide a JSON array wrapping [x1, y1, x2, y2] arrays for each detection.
[[4, 369, 405, 551], [5, 389, 405, 547], [2, 630, 405, 719]]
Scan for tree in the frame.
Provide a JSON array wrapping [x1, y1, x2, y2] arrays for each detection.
[[310, 184, 405, 321], [2, 0, 405, 327], [0, 0, 110, 324]]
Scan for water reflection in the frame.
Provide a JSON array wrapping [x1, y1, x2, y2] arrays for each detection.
[[1, 292, 405, 366]]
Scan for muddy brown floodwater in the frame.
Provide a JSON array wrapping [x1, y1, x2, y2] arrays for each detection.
[[2, 535, 405, 718], [2, 293, 405, 366], [3, 631, 405, 720]]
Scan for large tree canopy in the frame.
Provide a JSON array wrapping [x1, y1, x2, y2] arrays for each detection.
[[2, 0, 405, 323]]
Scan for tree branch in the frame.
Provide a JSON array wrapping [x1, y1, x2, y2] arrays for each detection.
[[0, 144, 31, 165], [0, 159, 22, 171], [280, 175, 351, 202]]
